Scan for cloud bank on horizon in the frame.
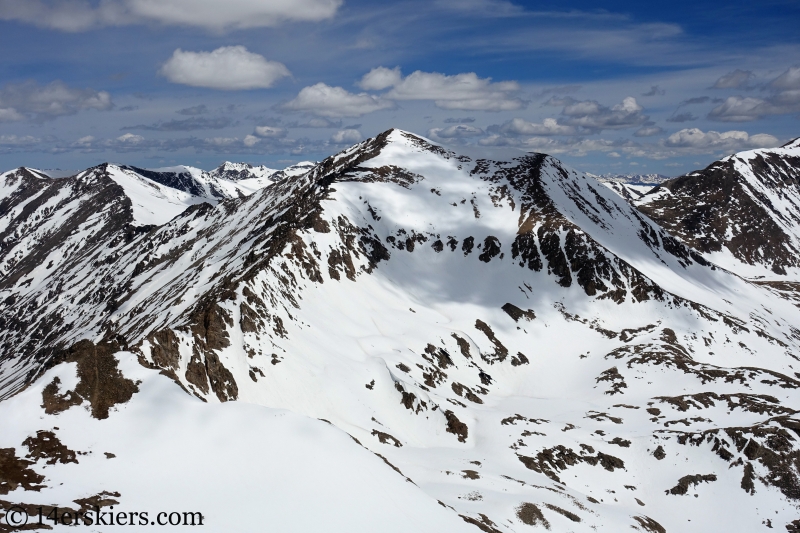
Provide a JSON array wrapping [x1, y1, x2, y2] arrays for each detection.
[[0, 0, 797, 175]]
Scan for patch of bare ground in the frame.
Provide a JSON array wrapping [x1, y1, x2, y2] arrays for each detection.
[[633, 515, 666, 533], [544, 503, 580, 522], [23, 431, 78, 465], [73, 491, 120, 511], [673, 415, 800, 500], [444, 410, 469, 442], [517, 445, 625, 483], [516, 503, 550, 529], [501, 303, 536, 322], [666, 473, 717, 495], [52, 340, 140, 420], [460, 513, 503, 533], [371, 430, 402, 447], [41, 377, 82, 415], [0, 448, 45, 494]]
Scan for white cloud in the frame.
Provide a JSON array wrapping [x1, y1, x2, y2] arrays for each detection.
[[428, 124, 484, 139], [0, 0, 342, 32], [707, 96, 767, 122], [495, 117, 575, 136], [558, 96, 648, 132], [0, 80, 111, 121], [769, 66, 800, 90], [330, 129, 362, 144], [358, 66, 402, 91], [708, 67, 800, 121], [0, 107, 23, 122], [711, 69, 753, 89], [282, 83, 394, 117], [664, 128, 779, 150], [117, 133, 144, 144], [254, 126, 287, 138], [160, 47, 290, 90], [243, 134, 259, 147], [0, 134, 40, 146], [359, 67, 525, 111]]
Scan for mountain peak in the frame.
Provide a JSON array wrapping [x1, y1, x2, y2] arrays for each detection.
[[782, 137, 800, 149]]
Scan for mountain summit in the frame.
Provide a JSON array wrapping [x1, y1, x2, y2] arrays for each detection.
[[637, 139, 800, 279]]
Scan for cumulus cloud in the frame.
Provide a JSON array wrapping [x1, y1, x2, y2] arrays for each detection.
[[282, 83, 394, 117], [664, 128, 779, 150], [706, 68, 800, 122], [0, 0, 342, 32], [707, 96, 768, 122], [0, 134, 40, 147], [330, 129, 362, 144], [769, 66, 800, 90], [553, 96, 649, 132], [476, 125, 781, 160], [0, 80, 111, 121], [479, 135, 634, 157], [0, 107, 24, 122], [428, 124, 483, 139], [358, 67, 525, 111], [358, 66, 403, 91], [712, 69, 754, 89], [254, 126, 287, 138], [117, 133, 145, 144], [160, 47, 291, 90], [492, 117, 575, 136]]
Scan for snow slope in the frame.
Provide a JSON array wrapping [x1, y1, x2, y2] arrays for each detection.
[[0, 353, 473, 533]]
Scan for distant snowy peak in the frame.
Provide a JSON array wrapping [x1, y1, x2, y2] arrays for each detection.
[[207, 161, 280, 182], [103, 164, 213, 226], [269, 161, 317, 181], [637, 141, 800, 279], [600, 180, 654, 203], [594, 173, 669, 185], [782, 136, 800, 148]]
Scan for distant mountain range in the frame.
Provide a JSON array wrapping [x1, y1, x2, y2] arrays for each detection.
[[1, 131, 799, 533], [594, 173, 670, 185]]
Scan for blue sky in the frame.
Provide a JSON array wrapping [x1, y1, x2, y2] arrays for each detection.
[[0, 0, 798, 176]]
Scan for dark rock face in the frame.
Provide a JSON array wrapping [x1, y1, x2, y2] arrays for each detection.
[[638, 149, 800, 275]]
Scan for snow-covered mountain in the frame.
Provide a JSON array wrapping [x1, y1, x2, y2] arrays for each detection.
[[1, 130, 799, 532], [594, 174, 667, 205], [636, 138, 800, 280], [595, 173, 670, 185]]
